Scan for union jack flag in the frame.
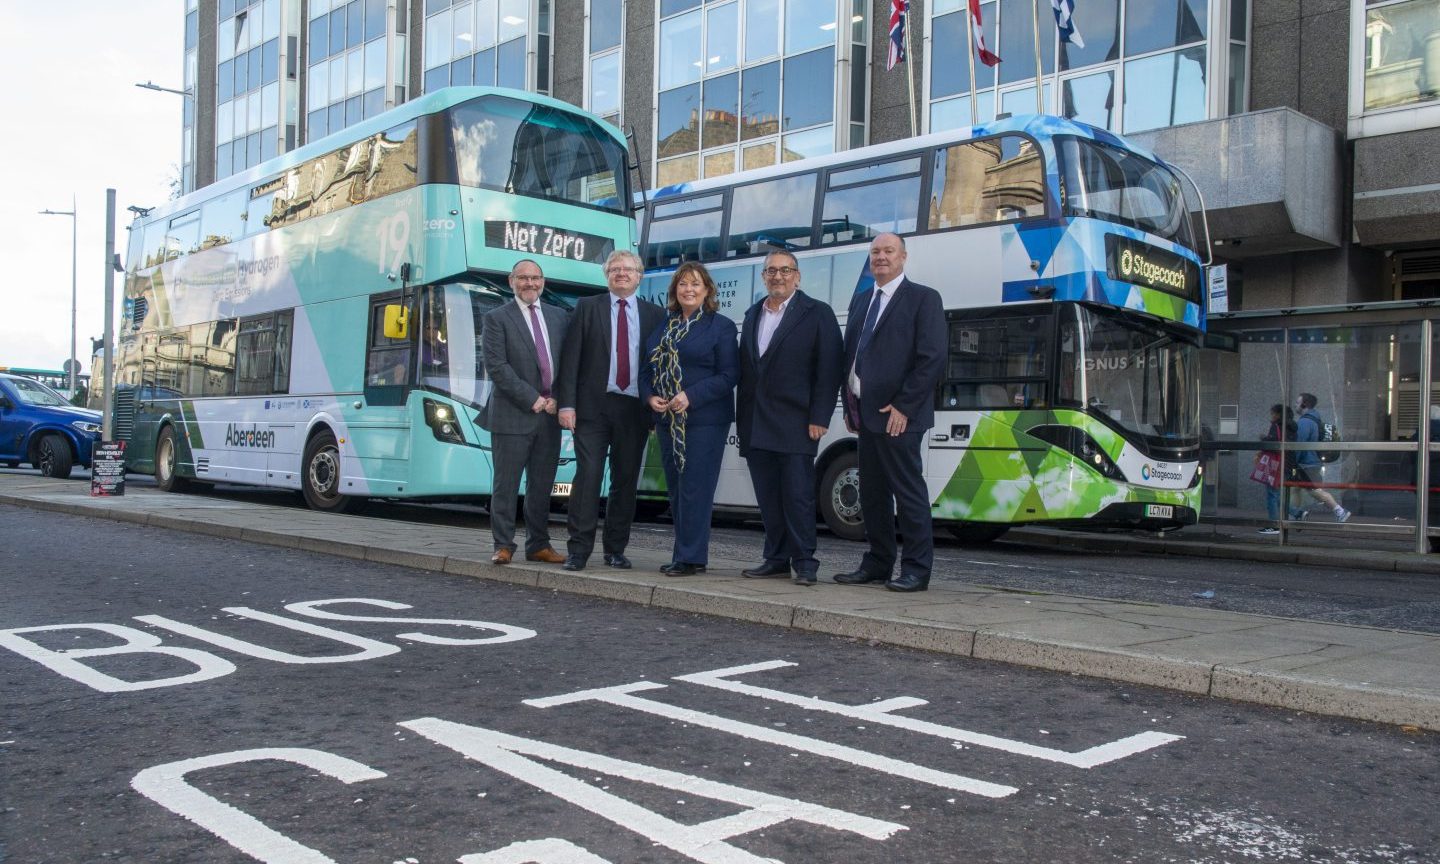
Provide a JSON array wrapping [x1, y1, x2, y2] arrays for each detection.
[[887, 0, 908, 71]]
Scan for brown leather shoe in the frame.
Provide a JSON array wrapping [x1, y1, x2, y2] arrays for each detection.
[[491, 548, 513, 564], [526, 547, 566, 564]]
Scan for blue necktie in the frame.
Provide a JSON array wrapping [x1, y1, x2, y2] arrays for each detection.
[[855, 288, 884, 377]]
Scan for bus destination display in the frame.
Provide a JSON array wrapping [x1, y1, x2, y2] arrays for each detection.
[[485, 220, 614, 265], [1105, 235, 1200, 302]]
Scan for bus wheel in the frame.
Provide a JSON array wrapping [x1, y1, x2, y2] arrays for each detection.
[[819, 451, 865, 541], [948, 523, 1009, 545], [36, 434, 74, 479], [155, 426, 192, 492], [302, 431, 365, 514]]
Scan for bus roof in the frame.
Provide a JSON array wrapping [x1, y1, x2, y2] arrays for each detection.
[[644, 113, 1167, 204], [144, 86, 626, 225]]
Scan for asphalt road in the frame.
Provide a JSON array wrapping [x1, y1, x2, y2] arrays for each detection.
[[2, 505, 1437, 863]]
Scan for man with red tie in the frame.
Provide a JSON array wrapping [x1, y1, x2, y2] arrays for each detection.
[[481, 259, 570, 565], [556, 250, 666, 571]]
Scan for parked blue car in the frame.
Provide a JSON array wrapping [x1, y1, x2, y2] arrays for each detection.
[[0, 372, 102, 478]]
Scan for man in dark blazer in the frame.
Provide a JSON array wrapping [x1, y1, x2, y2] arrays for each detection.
[[555, 249, 666, 571], [481, 259, 570, 565], [736, 250, 844, 585], [834, 232, 947, 592]]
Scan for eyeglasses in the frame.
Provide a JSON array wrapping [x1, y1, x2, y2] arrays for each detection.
[[607, 265, 641, 274], [761, 266, 798, 277]]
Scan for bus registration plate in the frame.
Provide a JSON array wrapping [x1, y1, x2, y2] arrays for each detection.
[[552, 483, 572, 497], [1145, 504, 1174, 519]]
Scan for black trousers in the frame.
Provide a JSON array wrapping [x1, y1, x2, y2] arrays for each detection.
[[566, 393, 650, 559], [857, 427, 933, 578], [489, 423, 561, 555], [746, 448, 819, 576]]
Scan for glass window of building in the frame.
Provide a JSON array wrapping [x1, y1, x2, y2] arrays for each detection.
[[656, 0, 861, 186], [422, 0, 548, 97], [927, 0, 1246, 136], [310, 0, 401, 146], [215, 0, 294, 182], [1361, 0, 1440, 112], [587, 0, 624, 128]]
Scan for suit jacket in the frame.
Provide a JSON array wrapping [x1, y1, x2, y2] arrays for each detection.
[[639, 311, 740, 429], [736, 290, 844, 456], [843, 277, 947, 435], [555, 291, 665, 422], [480, 300, 570, 434]]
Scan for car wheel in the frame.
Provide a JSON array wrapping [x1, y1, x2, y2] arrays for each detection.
[[155, 426, 192, 492], [819, 450, 865, 541], [36, 434, 74, 479], [948, 523, 1009, 545], [302, 430, 366, 513]]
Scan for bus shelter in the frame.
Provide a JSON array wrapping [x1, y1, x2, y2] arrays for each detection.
[[1202, 301, 1440, 553]]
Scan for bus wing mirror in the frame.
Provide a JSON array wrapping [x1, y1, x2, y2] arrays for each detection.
[[383, 305, 409, 339]]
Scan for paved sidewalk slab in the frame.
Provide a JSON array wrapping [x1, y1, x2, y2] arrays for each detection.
[[4, 474, 1439, 732]]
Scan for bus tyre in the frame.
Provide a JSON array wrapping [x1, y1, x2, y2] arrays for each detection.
[[36, 434, 74, 479], [948, 523, 1009, 546], [302, 430, 365, 514], [154, 426, 192, 493], [819, 450, 866, 542]]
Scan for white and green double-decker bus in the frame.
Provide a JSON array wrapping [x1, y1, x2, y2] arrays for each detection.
[[638, 115, 1207, 543], [113, 87, 633, 512]]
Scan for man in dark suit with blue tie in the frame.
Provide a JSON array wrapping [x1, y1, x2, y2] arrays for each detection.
[[481, 259, 570, 565], [834, 233, 946, 592], [736, 251, 844, 585], [555, 250, 666, 571]]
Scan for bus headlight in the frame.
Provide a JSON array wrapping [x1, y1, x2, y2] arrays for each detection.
[[1027, 425, 1126, 481], [423, 398, 466, 444]]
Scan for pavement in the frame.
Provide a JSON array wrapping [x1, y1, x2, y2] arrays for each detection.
[[4, 471, 1439, 733]]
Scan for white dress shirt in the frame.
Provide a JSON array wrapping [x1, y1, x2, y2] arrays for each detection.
[[757, 295, 792, 356]]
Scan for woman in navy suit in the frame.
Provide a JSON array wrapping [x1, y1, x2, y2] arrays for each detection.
[[640, 262, 739, 575]]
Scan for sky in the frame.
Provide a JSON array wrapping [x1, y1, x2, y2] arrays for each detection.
[[0, 2, 182, 373]]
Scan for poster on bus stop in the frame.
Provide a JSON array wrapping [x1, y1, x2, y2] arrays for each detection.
[[90, 441, 125, 497]]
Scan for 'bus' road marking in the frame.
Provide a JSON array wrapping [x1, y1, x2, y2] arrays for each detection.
[[674, 660, 1184, 768], [525, 682, 1017, 798]]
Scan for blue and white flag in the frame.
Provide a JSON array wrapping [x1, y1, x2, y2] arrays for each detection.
[[1051, 0, 1085, 48]]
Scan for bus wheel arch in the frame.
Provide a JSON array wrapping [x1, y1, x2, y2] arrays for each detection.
[[301, 427, 366, 514], [34, 432, 75, 479], [154, 424, 193, 493], [817, 444, 865, 541]]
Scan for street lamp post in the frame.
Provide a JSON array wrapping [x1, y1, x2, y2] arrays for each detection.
[[39, 198, 77, 398]]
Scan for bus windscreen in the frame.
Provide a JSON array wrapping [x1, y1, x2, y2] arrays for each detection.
[[1058, 137, 1196, 252]]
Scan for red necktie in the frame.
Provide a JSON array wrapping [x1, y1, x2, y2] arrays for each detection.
[[615, 297, 630, 391]]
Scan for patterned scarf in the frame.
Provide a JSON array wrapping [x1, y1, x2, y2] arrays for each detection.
[[648, 310, 704, 472]]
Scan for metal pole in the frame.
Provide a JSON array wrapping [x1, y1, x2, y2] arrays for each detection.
[[103, 190, 117, 442], [70, 194, 78, 397], [1032, 0, 1044, 115], [1418, 318, 1433, 553], [905, 0, 918, 137], [966, 0, 979, 125]]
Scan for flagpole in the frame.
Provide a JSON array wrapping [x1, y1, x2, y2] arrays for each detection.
[[1054, 9, 1063, 118], [1031, 0, 1044, 115], [905, 0, 918, 137], [966, 0, 979, 125]]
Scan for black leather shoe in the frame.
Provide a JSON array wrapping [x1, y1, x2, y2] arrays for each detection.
[[604, 553, 632, 569], [742, 561, 790, 578], [833, 569, 887, 585], [661, 562, 701, 576], [885, 573, 930, 592], [563, 554, 587, 571], [792, 571, 817, 586]]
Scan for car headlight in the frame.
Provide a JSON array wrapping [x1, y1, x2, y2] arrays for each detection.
[[71, 421, 101, 435]]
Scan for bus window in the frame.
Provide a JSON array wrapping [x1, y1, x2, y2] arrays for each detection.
[[200, 188, 247, 249], [193, 320, 238, 396], [938, 309, 1052, 410], [645, 207, 724, 268], [236, 312, 292, 396], [166, 211, 202, 260], [1057, 136, 1194, 249], [366, 298, 412, 396], [929, 135, 1045, 229], [142, 221, 169, 269], [726, 172, 817, 257], [820, 157, 922, 246]]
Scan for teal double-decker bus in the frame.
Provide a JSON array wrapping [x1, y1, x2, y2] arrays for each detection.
[[112, 87, 634, 512]]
